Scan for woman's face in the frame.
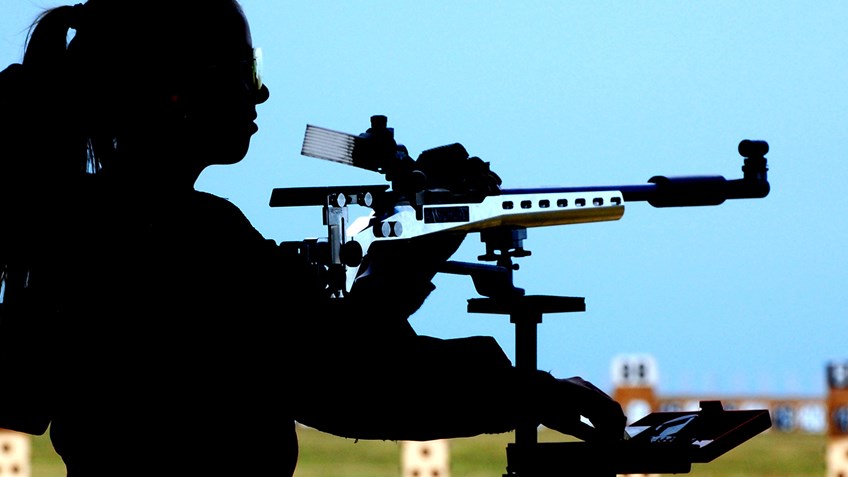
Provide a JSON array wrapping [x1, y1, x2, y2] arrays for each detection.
[[176, 3, 270, 169]]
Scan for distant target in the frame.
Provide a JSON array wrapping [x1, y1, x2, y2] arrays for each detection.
[[773, 405, 795, 432], [833, 406, 848, 434], [827, 362, 848, 389]]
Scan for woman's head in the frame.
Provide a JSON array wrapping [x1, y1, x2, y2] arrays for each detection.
[[24, 0, 269, 179]]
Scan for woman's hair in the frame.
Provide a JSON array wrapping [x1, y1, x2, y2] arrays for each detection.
[[0, 0, 241, 308]]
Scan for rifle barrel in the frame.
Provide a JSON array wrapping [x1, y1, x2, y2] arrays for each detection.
[[500, 139, 769, 208], [501, 174, 769, 208]]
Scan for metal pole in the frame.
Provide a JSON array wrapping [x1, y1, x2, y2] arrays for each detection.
[[512, 309, 542, 448]]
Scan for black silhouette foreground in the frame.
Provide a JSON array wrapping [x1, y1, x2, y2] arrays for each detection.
[[0, 2, 628, 476]]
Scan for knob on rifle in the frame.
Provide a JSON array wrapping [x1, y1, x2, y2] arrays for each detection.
[[738, 139, 768, 158], [738, 139, 769, 188]]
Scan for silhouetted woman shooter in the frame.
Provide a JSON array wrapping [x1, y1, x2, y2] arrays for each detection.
[[0, 2, 625, 475]]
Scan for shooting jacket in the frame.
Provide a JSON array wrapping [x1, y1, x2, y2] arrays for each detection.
[[1, 175, 528, 477]]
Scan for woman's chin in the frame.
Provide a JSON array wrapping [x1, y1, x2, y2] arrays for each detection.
[[200, 140, 251, 166]]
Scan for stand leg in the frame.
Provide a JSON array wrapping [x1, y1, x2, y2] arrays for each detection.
[[467, 294, 586, 477], [513, 311, 542, 447]]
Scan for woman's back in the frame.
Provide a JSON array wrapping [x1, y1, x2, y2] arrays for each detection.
[[40, 177, 298, 475]]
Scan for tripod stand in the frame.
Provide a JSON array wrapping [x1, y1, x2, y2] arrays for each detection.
[[442, 227, 602, 476]]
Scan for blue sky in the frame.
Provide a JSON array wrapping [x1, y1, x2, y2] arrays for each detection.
[[2, 1, 846, 398]]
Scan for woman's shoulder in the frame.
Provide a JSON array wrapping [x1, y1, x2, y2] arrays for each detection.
[[190, 189, 247, 215], [187, 190, 268, 241], [189, 190, 254, 224], [78, 177, 265, 240]]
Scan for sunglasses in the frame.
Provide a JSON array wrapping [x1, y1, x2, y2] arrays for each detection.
[[204, 47, 264, 93], [251, 47, 263, 91]]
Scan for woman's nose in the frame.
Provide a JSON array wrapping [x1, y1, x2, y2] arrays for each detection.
[[255, 84, 270, 105]]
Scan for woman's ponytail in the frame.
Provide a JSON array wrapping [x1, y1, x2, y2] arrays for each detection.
[[1, 4, 89, 309]]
